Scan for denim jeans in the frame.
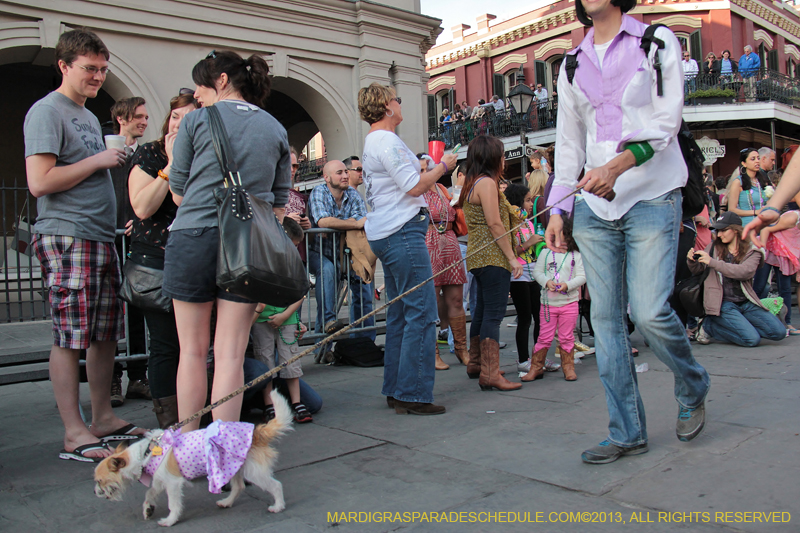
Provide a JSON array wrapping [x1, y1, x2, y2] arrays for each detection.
[[308, 250, 375, 341], [459, 242, 478, 314], [703, 300, 787, 347], [754, 265, 793, 325], [573, 190, 710, 447], [369, 210, 438, 403], [469, 266, 511, 342], [242, 357, 322, 413]]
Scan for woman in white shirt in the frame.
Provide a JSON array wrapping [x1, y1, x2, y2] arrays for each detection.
[[358, 83, 457, 416]]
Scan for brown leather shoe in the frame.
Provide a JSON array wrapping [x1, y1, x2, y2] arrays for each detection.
[[521, 347, 548, 382], [152, 395, 179, 429], [466, 335, 482, 379], [478, 338, 521, 391], [394, 400, 446, 415], [386, 396, 395, 408], [450, 315, 470, 365], [559, 346, 578, 381], [435, 343, 450, 370]]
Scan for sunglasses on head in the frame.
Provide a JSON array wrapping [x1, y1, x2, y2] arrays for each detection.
[[740, 147, 755, 154], [206, 50, 217, 59], [179, 87, 194, 95]]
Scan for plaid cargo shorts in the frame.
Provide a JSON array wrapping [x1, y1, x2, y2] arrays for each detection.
[[33, 235, 124, 349]]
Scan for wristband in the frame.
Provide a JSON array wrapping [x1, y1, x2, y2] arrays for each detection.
[[157, 169, 169, 182], [440, 161, 449, 174], [624, 142, 655, 167], [760, 206, 781, 217]]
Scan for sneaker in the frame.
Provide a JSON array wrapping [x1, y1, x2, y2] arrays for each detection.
[[544, 358, 561, 372], [110, 374, 124, 407], [676, 402, 705, 442], [125, 378, 152, 400], [263, 405, 276, 422], [325, 319, 347, 334], [574, 341, 591, 352], [517, 359, 531, 372], [437, 329, 449, 344], [498, 341, 507, 349], [695, 325, 711, 345], [507, 319, 518, 327], [292, 402, 313, 424], [581, 440, 649, 464]]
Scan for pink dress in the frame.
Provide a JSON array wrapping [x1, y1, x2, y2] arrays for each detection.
[[141, 420, 254, 493], [765, 210, 800, 275], [423, 187, 467, 287]]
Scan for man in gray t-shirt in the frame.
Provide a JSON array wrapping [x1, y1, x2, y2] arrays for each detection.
[[23, 28, 144, 463]]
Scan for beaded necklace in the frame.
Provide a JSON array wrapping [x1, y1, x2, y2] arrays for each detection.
[[277, 311, 301, 345], [428, 186, 450, 234], [515, 219, 537, 278], [743, 172, 763, 211], [542, 250, 575, 323]]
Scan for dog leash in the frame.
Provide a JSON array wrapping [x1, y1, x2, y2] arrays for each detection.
[[166, 186, 585, 432]]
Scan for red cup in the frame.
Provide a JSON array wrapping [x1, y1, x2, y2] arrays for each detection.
[[428, 140, 445, 164]]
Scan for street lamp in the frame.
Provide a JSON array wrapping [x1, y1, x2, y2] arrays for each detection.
[[507, 66, 536, 177]]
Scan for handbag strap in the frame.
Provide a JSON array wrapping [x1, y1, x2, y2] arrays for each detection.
[[206, 105, 241, 187]]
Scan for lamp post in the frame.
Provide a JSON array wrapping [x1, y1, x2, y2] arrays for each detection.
[[507, 65, 536, 177]]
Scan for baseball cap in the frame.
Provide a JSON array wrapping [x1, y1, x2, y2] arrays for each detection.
[[711, 211, 742, 230]]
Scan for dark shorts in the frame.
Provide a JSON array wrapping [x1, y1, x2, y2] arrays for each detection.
[[162, 227, 252, 304], [33, 235, 124, 349]]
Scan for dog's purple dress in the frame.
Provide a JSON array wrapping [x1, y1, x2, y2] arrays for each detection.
[[141, 420, 254, 493]]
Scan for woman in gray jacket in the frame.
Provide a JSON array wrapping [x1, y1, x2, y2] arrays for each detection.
[[688, 212, 786, 347]]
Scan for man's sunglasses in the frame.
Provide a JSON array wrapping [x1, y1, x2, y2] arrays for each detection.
[[348, 167, 363, 172]]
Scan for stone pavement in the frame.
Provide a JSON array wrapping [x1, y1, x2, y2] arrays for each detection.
[[0, 318, 797, 533]]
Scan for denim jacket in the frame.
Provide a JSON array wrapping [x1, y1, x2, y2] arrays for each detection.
[[688, 244, 766, 316]]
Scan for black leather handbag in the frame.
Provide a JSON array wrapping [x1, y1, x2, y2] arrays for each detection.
[[119, 260, 172, 313], [675, 267, 710, 318], [206, 105, 309, 307]]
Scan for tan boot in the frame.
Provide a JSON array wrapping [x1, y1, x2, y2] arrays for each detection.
[[466, 335, 482, 379], [478, 338, 522, 391], [152, 395, 179, 429], [450, 315, 470, 366], [559, 346, 578, 381], [521, 347, 548, 382], [435, 343, 450, 370]]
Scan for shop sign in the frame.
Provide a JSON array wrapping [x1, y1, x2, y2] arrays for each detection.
[[695, 136, 726, 165]]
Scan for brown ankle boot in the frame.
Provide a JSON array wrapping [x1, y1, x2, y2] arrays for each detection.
[[559, 346, 578, 381], [450, 315, 470, 365], [466, 335, 482, 379], [152, 395, 179, 429], [478, 338, 522, 391], [521, 348, 548, 382], [435, 343, 450, 370]]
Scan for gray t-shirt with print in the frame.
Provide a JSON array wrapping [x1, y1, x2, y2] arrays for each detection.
[[23, 91, 116, 242]]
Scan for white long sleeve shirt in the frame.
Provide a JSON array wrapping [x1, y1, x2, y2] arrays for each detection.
[[548, 15, 687, 221]]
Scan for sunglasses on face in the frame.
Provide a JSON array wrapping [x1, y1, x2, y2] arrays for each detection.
[[348, 167, 363, 172], [392, 97, 402, 105]]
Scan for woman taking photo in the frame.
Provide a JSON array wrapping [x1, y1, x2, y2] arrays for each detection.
[[689, 212, 786, 347], [128, 91, 199, 428], [458, 135, 523, 391], [417, 154, 469, 371], [358, 83, 457, 415], [163, 51, 292, 431], [727, 148, 765, 227]]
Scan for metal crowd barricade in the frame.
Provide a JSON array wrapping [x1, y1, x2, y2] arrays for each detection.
[[302, 228, 379, 362]]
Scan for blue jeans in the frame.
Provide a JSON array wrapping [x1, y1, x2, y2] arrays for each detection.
[[369, 210, 438, 403], [573, 190, 710, 447], [242, 357, 323, 413], [308, 250, 375, 341], [469, 266, 511, 342], [459, 243, 478, 314], [754, 265, 793, 325], [703, 301, 786, 347]]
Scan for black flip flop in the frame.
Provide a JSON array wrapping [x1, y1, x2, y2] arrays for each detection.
[[59, 442, 110, 463], [97, 423, 143, 442]]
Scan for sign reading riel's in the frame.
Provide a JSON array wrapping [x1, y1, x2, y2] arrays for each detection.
[[695, 136, 726, 165]]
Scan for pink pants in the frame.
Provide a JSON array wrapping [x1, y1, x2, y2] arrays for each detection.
[[534, 301, 579, 353]]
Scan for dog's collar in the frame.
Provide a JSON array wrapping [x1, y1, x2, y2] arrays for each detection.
[[142, 435, 164, 463]]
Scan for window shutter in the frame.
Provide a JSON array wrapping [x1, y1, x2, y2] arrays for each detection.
[[768, 49, 778, 72], [535, 60, 547, 87], [427, 94, 437, 131], [493, 73, 505, 99], [689, 30, 702, 63], [448, 88, 455, 110]]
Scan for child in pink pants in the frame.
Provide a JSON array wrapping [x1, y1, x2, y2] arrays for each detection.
[[523, 220, 585, 382]]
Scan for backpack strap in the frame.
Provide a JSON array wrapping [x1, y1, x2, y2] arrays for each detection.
[[565, 52, 579, 85], [640, 24, 667, 97]]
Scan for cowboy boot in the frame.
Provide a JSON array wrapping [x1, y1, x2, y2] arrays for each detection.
[[435, 343, 450, 370], [152, 395, 179, 429], [466, 335, 482, 379], [478, 338, 522, 391], [559, 346, 578, 381], [449, 315, 470, 365], [521, 347, 548, 382]]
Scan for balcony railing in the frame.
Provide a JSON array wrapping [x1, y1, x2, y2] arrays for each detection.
[[430, 69, 800, 150]]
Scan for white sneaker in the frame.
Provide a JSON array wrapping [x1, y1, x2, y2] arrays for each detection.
[[544, 358, 561, 372], [695, 325, 711, 345], [517, 359, 531, 372], [507, 319, 518, 327]]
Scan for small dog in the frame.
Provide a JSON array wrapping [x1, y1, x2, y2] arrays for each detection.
[[94, 390, 293, 527]]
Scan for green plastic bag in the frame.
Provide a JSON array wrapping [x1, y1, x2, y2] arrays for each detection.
[[761, 296, 784, 316]]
